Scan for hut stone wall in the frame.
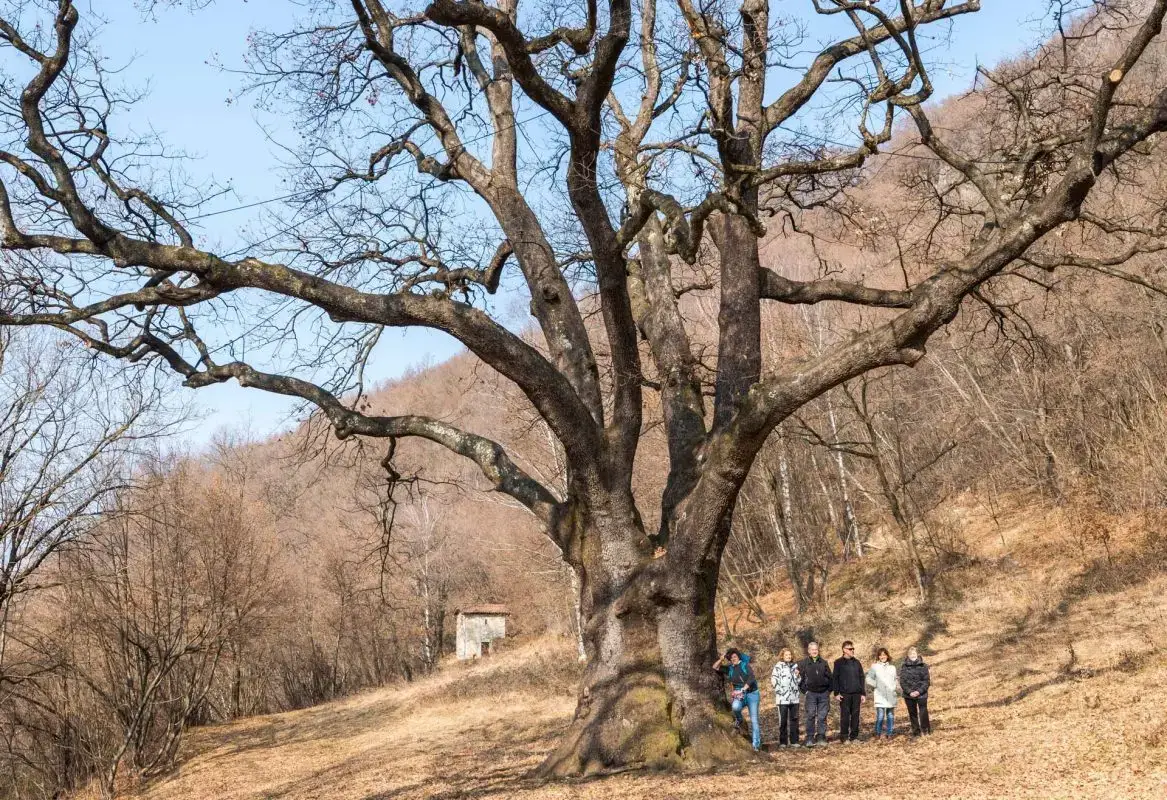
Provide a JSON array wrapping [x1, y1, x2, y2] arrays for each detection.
[[455, 612, 507, 659]]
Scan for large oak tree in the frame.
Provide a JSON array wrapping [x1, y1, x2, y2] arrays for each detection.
[[2, 0, 1167, 775]]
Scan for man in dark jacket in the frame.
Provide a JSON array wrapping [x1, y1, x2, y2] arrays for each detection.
[[797, 641, 833, 746], [900, 646, 932, 735], [832, 641, 865, 743]]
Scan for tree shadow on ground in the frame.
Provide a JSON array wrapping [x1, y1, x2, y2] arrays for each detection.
[[364, 769, 606, 800], [950, 646, 1161, 711], [1001, 528, 1167, 646], [943, 529, 1167, 711], [361, 658, 762, 799], [911, 604, 950, 656], [922, 526, 1166, 686], [181, 691, 410, 766], [240, 707, 572, 800], [359, 719, 572, 800]]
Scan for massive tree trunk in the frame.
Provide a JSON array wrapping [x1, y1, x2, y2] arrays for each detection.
[[540, 507, 747, 776]]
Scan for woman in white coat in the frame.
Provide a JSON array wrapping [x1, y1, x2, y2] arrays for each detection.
[[770, 647, 801, 748], [865, 647, 899, 740]]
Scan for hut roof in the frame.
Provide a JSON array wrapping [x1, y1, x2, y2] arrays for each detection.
[[457, 604, 509, 616]]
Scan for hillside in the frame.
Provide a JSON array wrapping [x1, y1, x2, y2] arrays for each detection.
[[127, 499, 1167, 800]]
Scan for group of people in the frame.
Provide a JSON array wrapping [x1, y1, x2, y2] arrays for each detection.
[[713, 641, 931, 751]]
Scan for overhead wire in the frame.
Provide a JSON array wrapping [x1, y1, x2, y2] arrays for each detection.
[[132, 42, 1035, 382], [186, 59, 681, 224], [180, 55, 1019, 233]]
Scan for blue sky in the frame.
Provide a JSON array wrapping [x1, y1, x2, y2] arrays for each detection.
[[90, 0, 1056, 447]]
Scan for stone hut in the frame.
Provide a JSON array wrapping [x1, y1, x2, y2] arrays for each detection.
[[455, 605, 509, 660]]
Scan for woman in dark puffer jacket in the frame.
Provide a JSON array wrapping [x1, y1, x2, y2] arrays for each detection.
[[899, 646, 932, 736]]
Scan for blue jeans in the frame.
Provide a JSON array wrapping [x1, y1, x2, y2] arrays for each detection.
[[731, 689, 762, 750], [875, 707, 895, 736]]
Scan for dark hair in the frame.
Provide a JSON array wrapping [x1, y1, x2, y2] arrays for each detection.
[[876, 647, 891, 661], [842, 640, 854, 650], [724, 648, 742, 661]]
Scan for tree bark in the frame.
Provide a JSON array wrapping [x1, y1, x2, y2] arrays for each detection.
[[540, 509, 747, 776]]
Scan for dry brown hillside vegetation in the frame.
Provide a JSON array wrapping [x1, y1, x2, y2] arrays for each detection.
[[127, 499, 1167, 800]]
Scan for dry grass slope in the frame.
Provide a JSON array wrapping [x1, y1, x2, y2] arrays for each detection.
[[130, 502, 1167, 800]]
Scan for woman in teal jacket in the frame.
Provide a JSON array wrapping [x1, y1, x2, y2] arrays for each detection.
[[714, 648, 762, 750]]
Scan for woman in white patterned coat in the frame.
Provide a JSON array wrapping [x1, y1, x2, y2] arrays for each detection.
[[770, 648, 802, 748]]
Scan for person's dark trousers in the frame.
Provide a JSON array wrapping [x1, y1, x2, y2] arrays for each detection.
[[906, 696, 931, 735], [804, 691, 829, 743], [778, 703, 800, 745], [838, 693, 862, 741]]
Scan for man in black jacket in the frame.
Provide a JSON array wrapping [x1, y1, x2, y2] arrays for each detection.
[[797, 641, 833, 746], [900, 646, 932, 735], [832, 641, 865, 743]]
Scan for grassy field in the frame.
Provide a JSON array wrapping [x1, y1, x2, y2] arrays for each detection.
[[129, 502, 1167, 800]]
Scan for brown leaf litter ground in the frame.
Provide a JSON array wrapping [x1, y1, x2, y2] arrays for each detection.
[[131, 502, 1167, 800]]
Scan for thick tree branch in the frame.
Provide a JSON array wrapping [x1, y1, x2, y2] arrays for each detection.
[[424, 0, 576, 125], [1021, 247, 1167, 297], [763, 0, 981, 132], [0, 225, 603, 472], [758, 267, 914, 308], [673, 0, 1167, 562], [354, 0, 605, 426], [187, 362, 566, 535]]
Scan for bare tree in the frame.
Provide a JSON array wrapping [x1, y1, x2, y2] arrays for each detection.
[[731, 426, 840, 614], [0, 329, 171, 674], [369, 494, 455, 675], [840, 372, 960, 598], [63, 461, 281, 798], [2, 0, 1167, 773]]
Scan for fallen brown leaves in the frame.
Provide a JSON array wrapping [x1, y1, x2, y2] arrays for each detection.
[[134, 504, 1167, 800]]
